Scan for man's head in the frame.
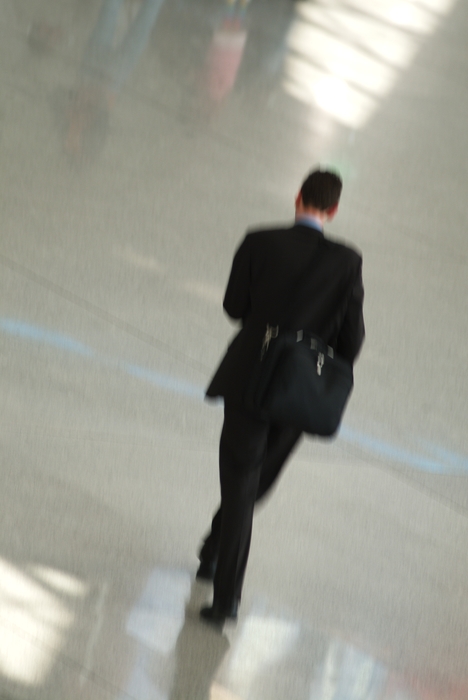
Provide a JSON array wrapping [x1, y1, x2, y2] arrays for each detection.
[[295, 168, 342, 221]]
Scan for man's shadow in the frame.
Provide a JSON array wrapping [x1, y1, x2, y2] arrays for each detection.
[[168, 580, 230, 700]]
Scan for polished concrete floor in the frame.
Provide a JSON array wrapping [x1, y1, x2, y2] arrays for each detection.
[[1, 0, 468, 698]]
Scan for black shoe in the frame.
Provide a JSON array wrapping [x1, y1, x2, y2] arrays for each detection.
[[196, 558, 217, 582], [199, 599, 239, 627]]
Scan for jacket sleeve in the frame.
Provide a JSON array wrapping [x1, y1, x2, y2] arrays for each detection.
[[222, 234, 252, 322], [336, 258, 365, 365]]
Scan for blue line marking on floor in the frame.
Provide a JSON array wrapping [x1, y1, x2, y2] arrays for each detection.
[[0, 319, 95, 357], [121, 362, 204, 400], [419, 441, 468, 474], [339, 426, 463, 475], [0, 317, 203, 400], [1, 317, 467, 475]]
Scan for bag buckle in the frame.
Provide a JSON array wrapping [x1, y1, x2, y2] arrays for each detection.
[[298, 330, 334, 360], [261, 324, 279, 359], [317, 352, 325, 376]]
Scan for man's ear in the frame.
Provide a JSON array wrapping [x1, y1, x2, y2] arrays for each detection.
[[295, 191, 303, 210], [326, 203, 339, 220]]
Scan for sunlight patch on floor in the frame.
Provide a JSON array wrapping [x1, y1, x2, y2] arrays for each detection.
[[283, 0, 458, 129], [0, 558, 87, 686]]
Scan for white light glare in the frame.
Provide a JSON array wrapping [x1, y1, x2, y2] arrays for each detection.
[[282, 0, 458, 130], [228, 614, 300, 696], [0, 558, 85, 685]]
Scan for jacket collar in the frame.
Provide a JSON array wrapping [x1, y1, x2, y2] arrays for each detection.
[[295, 214, 323, 232], [293, 221, 325, 239]]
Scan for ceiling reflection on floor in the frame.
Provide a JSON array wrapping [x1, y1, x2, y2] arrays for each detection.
[[76, 567, 466, 700], [282, 0, 458, 129], [1, 562, 465, 698]]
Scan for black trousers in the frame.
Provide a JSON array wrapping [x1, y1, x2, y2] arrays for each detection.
[[200, 404, 302, 606]]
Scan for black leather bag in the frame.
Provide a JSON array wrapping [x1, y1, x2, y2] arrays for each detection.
[[244, 325, 353, 437]]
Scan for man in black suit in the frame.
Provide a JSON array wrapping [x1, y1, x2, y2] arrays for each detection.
[[198, 169, 365, 626]]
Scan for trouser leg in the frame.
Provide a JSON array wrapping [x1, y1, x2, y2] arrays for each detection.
[[199, 421, 302, 565], [211, 405, 268, 606], [256, 422, 302, 501], [111, 0, 165, 91]]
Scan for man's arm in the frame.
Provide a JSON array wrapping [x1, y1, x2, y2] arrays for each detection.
[[337, 258, 365, 365], [222, 234, 252, 322]]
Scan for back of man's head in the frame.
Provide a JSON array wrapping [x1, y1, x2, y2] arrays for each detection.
[[300, 169, 342, 211]]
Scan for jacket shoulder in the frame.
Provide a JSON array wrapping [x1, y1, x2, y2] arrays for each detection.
[[244, 226, 363, 269], [245, 224, 294, 240], [243, 225, 303, 255], [324, 236, 363, 266]]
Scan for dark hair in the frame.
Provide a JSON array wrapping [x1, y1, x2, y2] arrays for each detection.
[[300, 169, 342, 211]]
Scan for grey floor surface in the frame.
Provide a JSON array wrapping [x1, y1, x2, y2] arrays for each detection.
[[1, 0, 467, 698]]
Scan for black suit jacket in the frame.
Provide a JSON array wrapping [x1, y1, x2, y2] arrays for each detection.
[[206, 223, 365, 406]]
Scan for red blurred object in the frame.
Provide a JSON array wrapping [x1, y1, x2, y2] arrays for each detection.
[[205, 18, 247, 103]]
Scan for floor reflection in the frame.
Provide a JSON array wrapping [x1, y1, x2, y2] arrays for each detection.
[[0, 557, 88, 687], [0, 557, 465, 698], [118, 569, 229, 700], [219, 597, 467, 700], [64, 0, 165, 161], [116, 569, 467, 700]]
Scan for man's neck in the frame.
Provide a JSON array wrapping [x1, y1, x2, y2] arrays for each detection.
[[295, 212, 323, 231], [295, 205, 328, 226]]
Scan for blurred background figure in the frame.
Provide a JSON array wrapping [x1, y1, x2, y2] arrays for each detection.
[[203, 0, 252, 106], [27, 20, 64, 54], [65, 0, 165, 161]]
